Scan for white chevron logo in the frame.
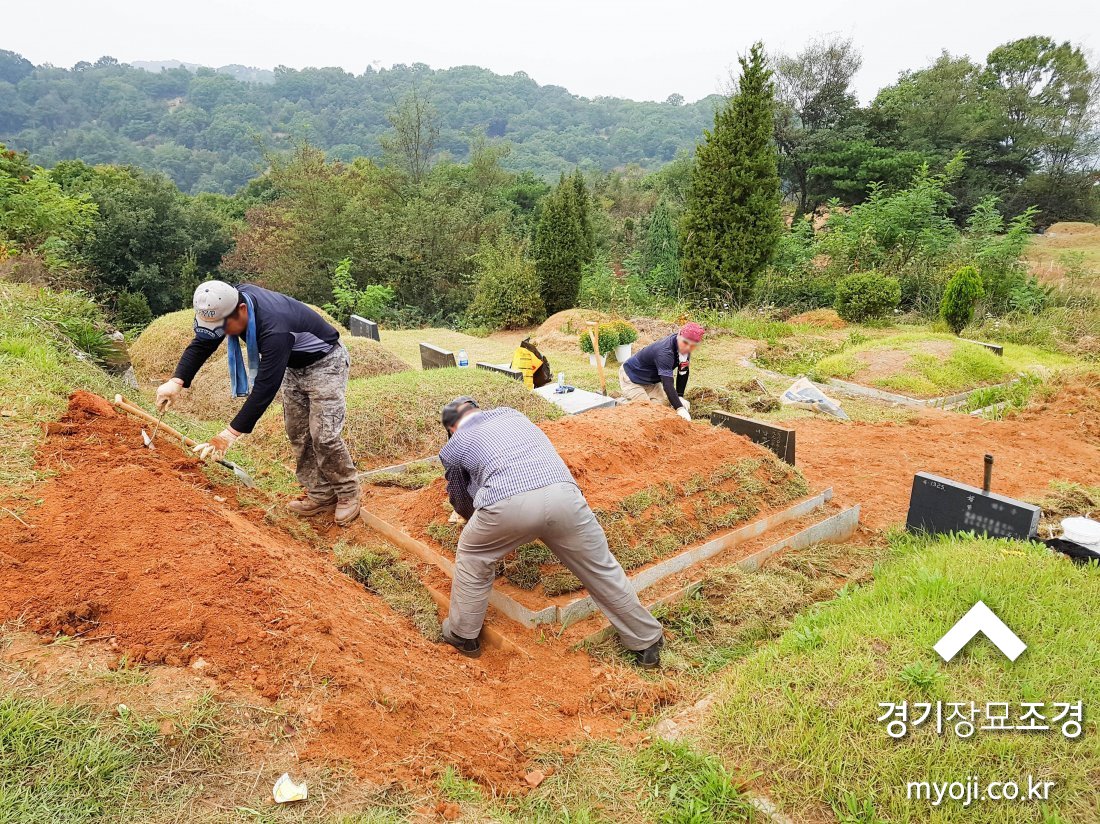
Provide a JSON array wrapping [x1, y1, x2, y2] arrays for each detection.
[[934, 601, 1026, 662]]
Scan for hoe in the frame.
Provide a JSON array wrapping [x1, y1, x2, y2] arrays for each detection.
[[113, 395, 256, 488]]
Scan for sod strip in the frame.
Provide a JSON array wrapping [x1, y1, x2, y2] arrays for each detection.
[[577, 503, 861, 647]]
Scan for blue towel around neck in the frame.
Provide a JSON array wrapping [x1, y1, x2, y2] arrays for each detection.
[[226, 291, 259, 398]]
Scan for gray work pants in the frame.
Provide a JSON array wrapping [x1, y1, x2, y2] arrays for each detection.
[[443, 482, 663, 651], [282, 343, 360, 502]]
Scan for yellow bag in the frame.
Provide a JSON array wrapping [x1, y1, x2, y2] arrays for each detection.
[[510, 345, 544, 389]]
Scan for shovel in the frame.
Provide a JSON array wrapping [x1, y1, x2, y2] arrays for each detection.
[[114, 395, 257, 488]]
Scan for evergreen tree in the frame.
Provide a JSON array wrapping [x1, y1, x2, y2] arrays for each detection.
[[680, 42, 783, 303], [533, 180, 586, 313], [571, 170, 596, 262], [640, 199, 680, 295]]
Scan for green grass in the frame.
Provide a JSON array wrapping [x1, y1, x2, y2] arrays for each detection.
[[470, 739, 756, 823], [700, 532, 1100, 823], [0, 691, 224, 823], [807, 332, 1071, 398], [336, 541, 442, 641], [0, 282, 124, 489], [249, 367, 562, 470], [959, 374, 1045, 417]]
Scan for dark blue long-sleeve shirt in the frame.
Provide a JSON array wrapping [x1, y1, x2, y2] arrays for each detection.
[[172, 284, 339, 433]]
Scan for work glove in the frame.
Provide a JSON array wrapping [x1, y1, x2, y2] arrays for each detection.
[[676, 406, 692, 422], [193, 428, 239, 462], [155, 378, 184, 411]]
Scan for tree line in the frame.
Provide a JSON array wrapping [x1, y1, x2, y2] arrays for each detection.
[[1, 34, 1097, 348]]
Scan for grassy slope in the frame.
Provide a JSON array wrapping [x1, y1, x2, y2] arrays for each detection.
[[701, 533, 1100, 823], [810, 332, 1072, 397], [0, 282, 124, 491]]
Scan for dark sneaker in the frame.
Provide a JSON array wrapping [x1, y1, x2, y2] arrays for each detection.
[[287, 496, 337, 517], [632, 639, 662, 669], [334, 497, 361, 526], [441, 628, 482, 659]]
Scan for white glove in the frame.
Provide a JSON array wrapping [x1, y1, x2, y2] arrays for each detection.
[[156, 378, 184, 411], [676, 406, 692, 422], [193, 428, 239, 461]]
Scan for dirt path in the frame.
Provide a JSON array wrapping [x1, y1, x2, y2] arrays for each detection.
[[789, 376, 1100, 529], [0, 393, 670, 789]]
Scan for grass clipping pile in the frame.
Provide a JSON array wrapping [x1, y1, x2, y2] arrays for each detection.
[[380, 405, 810, 598], [0, 392, 666, 787]]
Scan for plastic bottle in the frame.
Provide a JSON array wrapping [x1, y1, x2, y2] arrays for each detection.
[[457, 349, 469, 367]]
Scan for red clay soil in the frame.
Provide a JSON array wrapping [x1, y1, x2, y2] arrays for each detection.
[[791, 375, 1100, 530], [0, 392, 670, 788], [398, 403, 786, 532]]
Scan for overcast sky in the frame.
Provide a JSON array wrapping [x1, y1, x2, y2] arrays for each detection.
[[12, 1, 1099, 102]]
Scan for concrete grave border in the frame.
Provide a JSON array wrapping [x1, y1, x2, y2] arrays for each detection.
[[737, 356, 1018, 411], [578, 502, 861, 646], [360, 484, 840, 629]]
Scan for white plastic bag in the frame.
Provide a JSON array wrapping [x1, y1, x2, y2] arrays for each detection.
[[780, 377, 850, 420]]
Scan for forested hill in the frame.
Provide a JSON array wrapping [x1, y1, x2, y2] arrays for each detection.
[[0, 50, 720, 194]]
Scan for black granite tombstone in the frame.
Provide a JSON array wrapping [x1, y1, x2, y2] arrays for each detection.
[[419, 342, 457, 370], [349, 315, 380, 341], [710, 411, 796, 464], [905, 472, 1040, 539]]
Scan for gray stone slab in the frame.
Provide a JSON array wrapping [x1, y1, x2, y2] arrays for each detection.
[[532, 384, 617, 415], [906, 472, 1040, 540], [960, 338, 1003, 356], [349, 315, 380, 341], [710, 411, 795, 464], [476, 362, 523, 381], [419, 342, 456, 370]]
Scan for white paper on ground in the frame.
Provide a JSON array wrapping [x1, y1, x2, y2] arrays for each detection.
[[272, 773, 308, 803]]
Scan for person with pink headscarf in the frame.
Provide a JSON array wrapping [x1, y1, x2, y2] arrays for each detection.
[[618, 323, 705, 420]]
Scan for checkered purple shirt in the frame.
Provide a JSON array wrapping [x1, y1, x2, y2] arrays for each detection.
[[439, 407, 576, 519]]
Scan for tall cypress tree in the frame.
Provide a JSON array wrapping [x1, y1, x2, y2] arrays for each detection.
[[533, 180, 586, 313], [641, 199, 680, 295], [680, 42, 783, 303], [571, 170, 596, 263]]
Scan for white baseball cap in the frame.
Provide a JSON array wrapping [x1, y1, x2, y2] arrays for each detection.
[[193, 281, 241, 330]]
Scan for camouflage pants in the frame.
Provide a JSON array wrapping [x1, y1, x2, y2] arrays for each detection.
[[282, 343, 360, 502]]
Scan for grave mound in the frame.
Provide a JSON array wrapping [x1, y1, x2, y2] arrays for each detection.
[[0, 392, 666, 787], [366, 405, 811, 600]]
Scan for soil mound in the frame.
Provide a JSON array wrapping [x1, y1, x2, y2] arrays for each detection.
[[1045, 222, 1100, 236], [533, 309, 611, 351], [405, 404, 797, 516], [0, 392, 667, 787], [791, 376, 1100, 529], [789, 308, 847, 330]]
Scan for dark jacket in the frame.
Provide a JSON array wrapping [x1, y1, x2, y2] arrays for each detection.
[[172, 284, 339, 433], [621, 333, 689, 408]]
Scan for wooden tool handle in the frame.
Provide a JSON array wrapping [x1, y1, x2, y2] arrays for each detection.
[[113, 395, 197, 448]]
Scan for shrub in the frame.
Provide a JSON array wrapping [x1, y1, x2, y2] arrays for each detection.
[[940, 265, 984, 334], [323, 257, 394, 327], [464, 236, 546, 331], [114, 291, 152, 331], [607, 319, 638, 346], [833, 271, 901, 322], [578, 324, 620, 355]]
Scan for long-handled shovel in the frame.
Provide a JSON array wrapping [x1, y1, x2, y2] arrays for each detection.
[[114, 395, 256, 488]]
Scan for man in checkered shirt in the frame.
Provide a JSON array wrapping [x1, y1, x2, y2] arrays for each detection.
[[437, 397, 664, 667]]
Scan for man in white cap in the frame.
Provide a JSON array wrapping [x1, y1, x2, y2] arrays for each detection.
[[156, 281, 361, 525]]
